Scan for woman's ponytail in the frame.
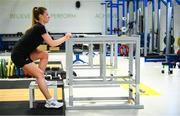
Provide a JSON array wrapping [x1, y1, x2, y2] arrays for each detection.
[[32, 7, 47, 26]]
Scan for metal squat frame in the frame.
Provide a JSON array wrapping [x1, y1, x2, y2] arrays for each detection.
[[65, 35, 144, 110]]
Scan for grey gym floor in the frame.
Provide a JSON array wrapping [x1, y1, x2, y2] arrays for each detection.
[[1, 52, 180, 116], [47, 53, 180, 116], [63, 53, 180, 116]]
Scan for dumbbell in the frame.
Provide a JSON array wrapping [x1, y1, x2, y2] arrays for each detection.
[[60, 71, 77, 80], [51, 67, 60, 77]]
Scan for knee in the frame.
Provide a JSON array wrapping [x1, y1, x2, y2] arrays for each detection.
[[36, 70, 44, 79], [41, 51, 48, 60]]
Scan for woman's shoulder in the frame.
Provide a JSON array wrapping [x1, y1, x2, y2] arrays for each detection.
[[32, 23, 46, 32], [34, 22, 45, 28], [24, 23, 45, 34]]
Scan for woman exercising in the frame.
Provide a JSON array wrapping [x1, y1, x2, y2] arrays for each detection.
[[11, 7, 71, 108]]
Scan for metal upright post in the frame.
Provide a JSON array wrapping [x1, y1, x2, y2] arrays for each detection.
[[144, 0, 148, 56], [157, 0, 161, 53], [171, 2, 174, 38], [128, 42, 133, 102], [114, 43, 118, 68], [129, 44, 133, 76], [122, 0, 125, 27], [110, 43, 114, 67], [127, 1, 130, 35], [136, 0, 139, 34], [110, 0, 113, 35], [65, 40, 70, 85], [100, 43, 106, 81], [152, 0, 155, 51], [103, 43, 107, 81], [66, 40, 74, 106], [166, 0, 172, 54], [89, 43, 93, 68], [100, 44, 103, 77], [105, 0, 108, 35], [133, 0, 137, 34], [135, 35, 141, 105], [117, 0, 120, 35]]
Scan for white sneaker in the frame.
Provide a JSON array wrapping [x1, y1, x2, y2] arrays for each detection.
[[44, 79, 54, 86], [35, 79, 54, 86], [45, 99, 63, 108]]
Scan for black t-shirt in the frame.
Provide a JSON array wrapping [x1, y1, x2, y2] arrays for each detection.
[[12, 22, 47, 56]]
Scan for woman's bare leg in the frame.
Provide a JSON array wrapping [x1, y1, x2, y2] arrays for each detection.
[[30, 49, 48, 72], [23, 62, 51, 99]]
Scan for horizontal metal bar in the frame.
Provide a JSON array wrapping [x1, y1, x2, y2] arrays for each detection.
[[66, 104, 144, 110], [73, 64, 113, 67], [64, 84, 120, 88], [72, 80, 135, 85], [72, 76, 131, 79], [73, 97, 129, 101], [72, 41, 137, 45], [73, 65, 119, 69], [70, 35, 139, 43]]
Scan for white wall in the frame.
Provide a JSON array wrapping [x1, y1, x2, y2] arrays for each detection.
[[0, 0, 179, 51], [0, 0, 105, 33]]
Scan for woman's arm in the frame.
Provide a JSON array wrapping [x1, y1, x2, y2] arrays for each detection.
[[42, 33, 72, 47]]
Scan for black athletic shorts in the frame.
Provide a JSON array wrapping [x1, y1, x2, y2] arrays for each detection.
[[11, 51, 33, 68]]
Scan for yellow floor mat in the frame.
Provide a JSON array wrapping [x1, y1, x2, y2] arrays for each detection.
[[0, 88, 63, 101], [108, 69, 161, 96], [120, 82, 161, 96]]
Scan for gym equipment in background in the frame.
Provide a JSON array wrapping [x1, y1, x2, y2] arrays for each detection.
[[161, 54, 180, 74], [0, 59, 7, 78], [65, 34, 143, 109], [119, 44, 129, 56], [0, 58, 76, 80], [43, 61, 77, 80], [73, 44, 86, 64]]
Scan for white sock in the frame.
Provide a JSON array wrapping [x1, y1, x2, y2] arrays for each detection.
[[47, 97, 54, 102]]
